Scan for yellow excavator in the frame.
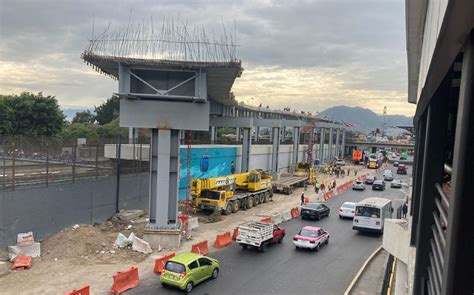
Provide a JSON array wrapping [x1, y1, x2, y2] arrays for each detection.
[[191, 169, 273, 215]]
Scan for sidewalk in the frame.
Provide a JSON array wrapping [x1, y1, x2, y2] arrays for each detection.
[[349, 249, 389, 295]]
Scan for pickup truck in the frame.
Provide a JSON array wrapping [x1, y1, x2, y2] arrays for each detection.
[[236, 221, 285, 252]]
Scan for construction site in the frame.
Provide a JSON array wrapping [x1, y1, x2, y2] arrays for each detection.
[[0, 18, 395, 294]]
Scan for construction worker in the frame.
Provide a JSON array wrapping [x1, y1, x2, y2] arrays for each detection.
[[314, 180, 320, 193]]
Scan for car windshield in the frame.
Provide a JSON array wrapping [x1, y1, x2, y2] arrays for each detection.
[[342, 203, 355, 209], [355, 206, 381, 218], [355, 181, 362, 184], [165, 261, 185, 273], [299, 229, 318, 237], [304, 203, 320, 209]]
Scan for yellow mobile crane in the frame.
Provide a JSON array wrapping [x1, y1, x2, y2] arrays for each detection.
[[191, 169, 273, 215]]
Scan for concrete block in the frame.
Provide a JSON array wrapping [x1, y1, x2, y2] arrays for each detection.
[[8, 242, 41, 261], [132, 236, 153, 254], [17, 232, 34, 246], [272, 213, 283, 224], [116, 209, 145, 221], [0, 261, 9, 276], [282, 210, 292, 221], [188, 217, 199, 230], [143, 228, 181, 249]]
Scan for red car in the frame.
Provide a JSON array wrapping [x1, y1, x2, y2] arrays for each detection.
[[293, 226, 330, 251]]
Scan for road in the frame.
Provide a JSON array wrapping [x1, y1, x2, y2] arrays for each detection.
[[131, 164, 411, 295]]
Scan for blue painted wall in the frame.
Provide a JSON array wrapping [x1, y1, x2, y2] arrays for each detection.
[[179, 147, 237, 199]]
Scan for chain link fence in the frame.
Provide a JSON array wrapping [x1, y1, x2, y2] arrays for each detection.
[[0, 135, 150, 191]]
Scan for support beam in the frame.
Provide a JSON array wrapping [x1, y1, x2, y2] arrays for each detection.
[[241, 128, 251, 172], [236, 128, 240, 142], [341, 130, 346, 157], [255, 126, 260, 143], [335, 129, 340, 158], [210, 126, 216, 144], [148, 129, 179, 228], [292, 127, 300, 168], [319, 127, 325, 163], [328, 127, 333, 161], [271, 127, 281, 172]]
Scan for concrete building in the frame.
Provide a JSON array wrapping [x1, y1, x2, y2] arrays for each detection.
[[382, 1, 474, 294]]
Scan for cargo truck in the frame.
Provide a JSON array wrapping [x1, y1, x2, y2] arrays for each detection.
[[236, 221, 285, 252]]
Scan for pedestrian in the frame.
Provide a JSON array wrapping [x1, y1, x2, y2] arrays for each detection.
[[304, 180, 308, 191], [315, 181, 320, 194], [301, 192, 305, 206], [341, 169, 345, 177], [347, 169, 350, 176], [336, 169, 340, 178], [320, 182, 325, 193], [333, 180, 337, 189], [402, 202, 408, 219], [355, 169, 358, 176]]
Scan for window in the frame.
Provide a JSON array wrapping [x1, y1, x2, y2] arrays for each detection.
[[165, 261, 185, 273], [188, 261, 198, 270], [355, 206, 381, 218], [300, 229, 317, 237], [198, 258, 212, 266], [273, 225, 279, 231]]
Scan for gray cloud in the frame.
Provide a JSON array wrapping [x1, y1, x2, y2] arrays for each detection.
[[0, 0, 413, 115]]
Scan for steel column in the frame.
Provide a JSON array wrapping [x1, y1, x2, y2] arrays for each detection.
[[292, 127, 300, 168], [341, 130, 346, 157], [148, 129, 179, 228], [255, 126, 260, 142], [271, 127, 281, 172], [210, 126, 216, 144], [328, 127, 333, 161], [319, 127, 325, 163], [335, 128, 340, 158], [241, 128, 251, 172], [236, 127, 240, 142]]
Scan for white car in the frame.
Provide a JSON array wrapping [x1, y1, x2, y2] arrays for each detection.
[[383, 170, 394, 181], [390, 179, 403, 188], [335, 159, 346, 166], [352, 180, 366, 191], [339, 202, 356, 218]]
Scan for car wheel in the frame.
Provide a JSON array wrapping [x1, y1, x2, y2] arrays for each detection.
[[339, 215, 342, 219], [223, 203, 232, 215], [278, 236, 283, 244], [259, 243, 266, 252], [185, 282, 193, 293], [212, 268, 219, 279], [325, 238, 329, 245], [242, 244, 248, 250], [232, 200, 240, 213], [316, 215, 321, 221], [315, 243, 320, 251]]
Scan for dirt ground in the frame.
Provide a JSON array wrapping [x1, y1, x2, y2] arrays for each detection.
[[0, 164, 381, 295]]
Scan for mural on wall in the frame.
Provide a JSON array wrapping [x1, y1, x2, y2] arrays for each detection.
[[179, 147, 237, 199]]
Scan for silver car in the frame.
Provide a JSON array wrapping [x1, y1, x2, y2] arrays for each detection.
[[391, 179, 403, 188], [352, 180, 366, 191]]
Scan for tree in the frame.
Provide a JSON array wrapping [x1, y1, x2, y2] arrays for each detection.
[[0, 92, 66, 136], [72, 110, 95, 124], [60, 123, 98, 139], [95, 96, 119, 125], [96, 117, 128, 139]]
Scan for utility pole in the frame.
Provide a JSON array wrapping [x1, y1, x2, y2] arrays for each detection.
[[382, 106, 387, 137]]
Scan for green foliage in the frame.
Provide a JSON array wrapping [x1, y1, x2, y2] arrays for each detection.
[[72, 110, 95, 124], [96, 117, 128, 139], [95, 96, 120, 125], [0, 92, 66, 136], [61, 123, 98, 139]]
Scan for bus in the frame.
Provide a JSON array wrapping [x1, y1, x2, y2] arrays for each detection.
[[367, 153, 382, 169], [353, 197, 393, 234]]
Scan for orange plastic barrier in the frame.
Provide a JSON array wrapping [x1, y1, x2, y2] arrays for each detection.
[[304, 197, 310, 205], [324, 191, 334, 201], [153, 252, 176, 274], [191, 240, 209, 256], [214, 231, 232, 249], [110, 267, 139, 295], [291, 207, 300, 218], [261, 217, 272, 223], [11, 256, 32, 271], [66, 285, 90, 295], [232, 227, 239, 241]]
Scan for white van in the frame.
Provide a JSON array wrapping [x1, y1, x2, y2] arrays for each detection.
[[353, 197, 393, 234]]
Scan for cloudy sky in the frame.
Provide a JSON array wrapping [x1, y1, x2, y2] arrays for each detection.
[[0, 0, 415, 116]]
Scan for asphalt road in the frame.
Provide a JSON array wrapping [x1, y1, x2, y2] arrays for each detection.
[[131, 164, 411, 295]]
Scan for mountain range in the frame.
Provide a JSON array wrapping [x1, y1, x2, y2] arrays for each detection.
[[319, 106, 413, 134]]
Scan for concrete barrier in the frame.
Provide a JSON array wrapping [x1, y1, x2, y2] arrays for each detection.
[[188, 217, 199, 230], [282, 210, 292, 221], [272, 213, 283, 224]]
